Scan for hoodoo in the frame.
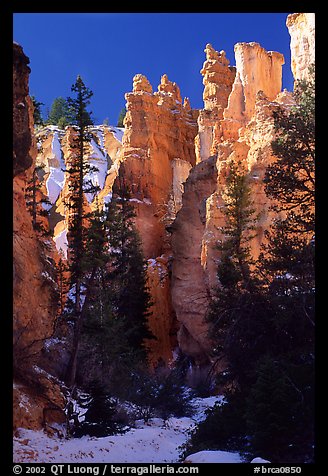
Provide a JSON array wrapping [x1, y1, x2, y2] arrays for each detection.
[[13, 15, 315, 463]]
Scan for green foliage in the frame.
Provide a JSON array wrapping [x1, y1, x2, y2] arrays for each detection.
[[66, 76, 94, 128], [180, 391, 247, 460], [56, 257, 69, 315], [72, 383, 128, 438], [104, 182, 154, 355], [65, 75, 97, 294], [75, 180, 153, 391], [117, 106, 127, 127], [206, 160, 261, 369], [46, 96, 70, 128], [264, 66, 315, 234], [216, 160, 258, 289], [153, 368, 194, 420], [113, 364, 194, 423], [31, 95, 44, 126], [189, 74, 315, 463], [25, 164, 51, 235], [245, 356, 314, 462], [63, 75, 96, 387]]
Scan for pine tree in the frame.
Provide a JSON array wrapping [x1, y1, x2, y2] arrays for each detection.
[[184, 73, 315, 464], [259, 70, 315, 374], [25, 164, 51, 235], [216, 160, 258, 289], [245, 356, 314, 462], [64, 75, 98, 388], [206, 160, 262, 374], [117, 106, 127, 127], [244, 73, 315, 462], [105, 178, 153, 358], [56, 256, 70, 317], [72, 382, 125, 438], [31, 95, 44, 126], [46, 96, 70, 128], [264, 66, 315, 235], [75, 181, 153, 390]]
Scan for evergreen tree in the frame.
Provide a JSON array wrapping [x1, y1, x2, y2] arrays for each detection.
[[75, 181, 153, 391], [117, 106, 127, 127], [188, 73, 315, 464], [46, 96, 70, 128], [264, 66, 315, 234], [25, 164, 51, 235], [206, 160, 262, 375], [56, 256, 70, 317], [64, 75, 98, 387], [105, 179, 153, 358], [72, 382, 126, 438], [216, 160, 258, 289], [248, 73, 315, 461], [245, 356, 314, 462], [31, 95, 44, 126]]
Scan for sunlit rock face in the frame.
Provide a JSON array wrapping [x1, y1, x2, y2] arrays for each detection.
[[13, 43, 56, 357], [286, 13, 315, 83], [195, 43, 236, 163], [35, 72, 198, 366], [118, 73, 199, 364], [171, 156, 218, 363], [171, 39, 288, 364], [222, 42, 284, 140], [35, 124, 124, 263], [26, 12, 314, 371]]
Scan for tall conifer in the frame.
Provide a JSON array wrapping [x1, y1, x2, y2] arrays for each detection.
[[64, 75, 98, 387]]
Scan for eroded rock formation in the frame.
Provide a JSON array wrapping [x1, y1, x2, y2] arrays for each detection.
[[286, 13, 315, 82], [171, 41, 290, 363], [195, 43, 236, 163], [118, 73, 199, 363], [222, 42, 284, 140], [13, 43, 65, 432], [171, 156, 218, 363], [13, 14, 315, 424], [120, 73, 198, 257], [34, 72, 198, 366]]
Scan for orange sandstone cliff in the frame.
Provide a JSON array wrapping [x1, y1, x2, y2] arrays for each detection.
[[13, 12, 315, 431], [13, 43, 66, 433]]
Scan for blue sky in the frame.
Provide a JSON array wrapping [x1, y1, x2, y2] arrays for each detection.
[[13, 13, 293, 125]]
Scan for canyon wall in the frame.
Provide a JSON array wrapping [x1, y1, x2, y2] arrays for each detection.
[[13, 13, 315, 433], [34, 73, 199, 367], [170, 40, 291, 363], [171, 12, 314, 362], [286, 13, 315, 82], [13, 43, 65, 433]]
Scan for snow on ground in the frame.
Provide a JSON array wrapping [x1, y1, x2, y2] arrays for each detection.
[[14, 396, 237, 464], [184, 450, 243, 463], [250, 457, 271, 463]]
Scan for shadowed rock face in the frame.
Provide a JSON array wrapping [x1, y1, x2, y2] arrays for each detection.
[[14, 13, 314, 384], [171, 156, 218, 363], [170, 40, 287, 364], [13, 43, 33, 176], [13, 42, 55, 355], [34, 73, 199, 367], [13, 43, 65, 432]]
